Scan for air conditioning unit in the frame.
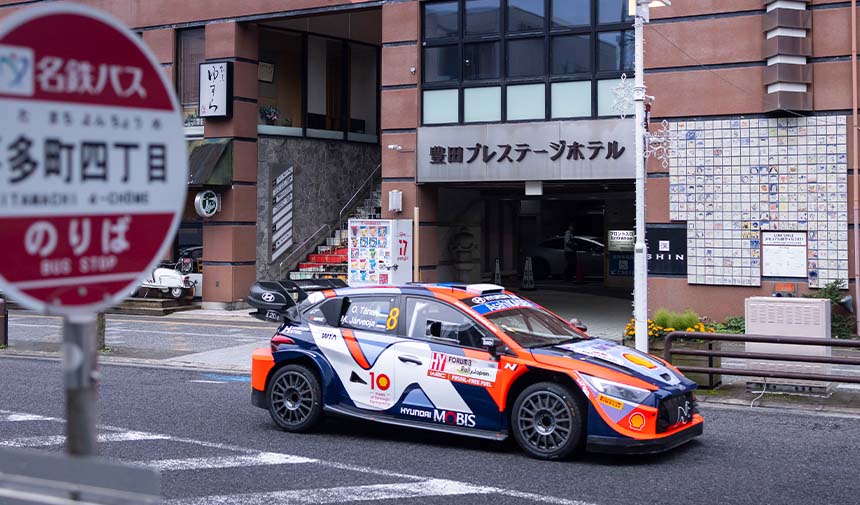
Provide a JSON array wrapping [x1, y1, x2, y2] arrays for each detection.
[[744, 297, 832, 394]]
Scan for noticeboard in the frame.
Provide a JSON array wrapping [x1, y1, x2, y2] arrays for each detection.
[[761, 231, 807, 278]]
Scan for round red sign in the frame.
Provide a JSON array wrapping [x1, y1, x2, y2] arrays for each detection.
[[0, 4, 188, 316]]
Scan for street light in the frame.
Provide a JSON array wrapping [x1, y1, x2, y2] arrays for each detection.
[[631, 0, 670, 354]]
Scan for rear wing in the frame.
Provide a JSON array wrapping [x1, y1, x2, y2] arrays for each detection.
[[248, 279, 347, 323]]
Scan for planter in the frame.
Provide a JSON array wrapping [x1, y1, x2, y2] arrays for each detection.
[[625, 338, 722, 389]]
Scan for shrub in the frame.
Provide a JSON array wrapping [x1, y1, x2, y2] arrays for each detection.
[[715, 316, 745, 334], [652, 308, 672, 329]]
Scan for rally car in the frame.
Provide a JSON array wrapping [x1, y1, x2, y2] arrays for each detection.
[[249, 281, 703, 460]]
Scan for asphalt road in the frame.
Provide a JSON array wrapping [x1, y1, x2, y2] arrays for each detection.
[[1, 357, 859, 505]]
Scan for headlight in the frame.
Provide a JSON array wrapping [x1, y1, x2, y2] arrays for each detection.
[[580, 374, 652, 404]]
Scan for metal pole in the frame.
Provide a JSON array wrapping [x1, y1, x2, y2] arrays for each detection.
[[413, 206, 420, 282], [850, 0, 859, 335], [63, 315, 99, 456], [633, 2, 649, 353]]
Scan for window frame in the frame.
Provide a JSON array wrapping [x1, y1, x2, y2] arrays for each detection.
[[421, 0, 633, 125], [402, 296, 495, 350], [256, 26, 381, 145]]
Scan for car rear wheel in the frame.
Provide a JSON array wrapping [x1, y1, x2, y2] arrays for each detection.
[[267, 364, 323, 433], [512, 382, 585, 460]]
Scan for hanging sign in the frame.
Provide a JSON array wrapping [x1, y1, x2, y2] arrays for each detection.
[[193, 190, 220, 218], [199, 61, 232, 118]]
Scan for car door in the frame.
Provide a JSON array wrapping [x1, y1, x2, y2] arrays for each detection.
[[392, 297, 504, 432], [307, 295, 403, 411]]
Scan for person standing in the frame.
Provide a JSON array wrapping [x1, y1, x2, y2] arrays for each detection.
[[563, 224, 576, 281]]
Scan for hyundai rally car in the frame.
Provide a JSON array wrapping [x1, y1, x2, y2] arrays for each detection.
[[248, 281, 703, 460]]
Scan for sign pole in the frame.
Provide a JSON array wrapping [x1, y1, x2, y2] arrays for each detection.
[[63, 316, 98, 456]]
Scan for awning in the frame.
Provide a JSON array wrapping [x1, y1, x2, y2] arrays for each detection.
[[187, 138, 233, 187]]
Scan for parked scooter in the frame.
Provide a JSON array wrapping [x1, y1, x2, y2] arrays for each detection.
[[134, 250, 198, 299]]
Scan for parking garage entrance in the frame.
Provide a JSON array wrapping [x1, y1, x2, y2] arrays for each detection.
[[432, 180, 634, 294]]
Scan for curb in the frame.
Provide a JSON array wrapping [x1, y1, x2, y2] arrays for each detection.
[[0, 350, 251, 375]]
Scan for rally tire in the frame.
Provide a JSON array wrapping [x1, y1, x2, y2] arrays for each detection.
[[267, 364, 323, 433], [511, 382, 585, 460]]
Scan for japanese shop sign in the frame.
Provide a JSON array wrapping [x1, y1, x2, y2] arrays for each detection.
[[646, 225, 687, 276], [271, 165, 294, 260], [0, 4, 188, 315], [199, 61, 232, 118], [417, 119, 634, 183], [607, 230, 634, 252]]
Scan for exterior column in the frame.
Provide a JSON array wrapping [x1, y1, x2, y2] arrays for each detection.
[[380, 0, 439, 282], [202, 22, 259, 308], [762, 0, 812, 111]]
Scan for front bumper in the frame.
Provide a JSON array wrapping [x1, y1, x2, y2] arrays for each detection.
[[587, 420, 703, 455]]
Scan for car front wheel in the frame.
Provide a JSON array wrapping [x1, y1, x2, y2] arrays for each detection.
[[267, 364, 323, 433], [511, 382, 585, 460]]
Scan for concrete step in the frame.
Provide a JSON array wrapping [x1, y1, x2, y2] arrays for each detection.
[[107, 296, 199, 316]]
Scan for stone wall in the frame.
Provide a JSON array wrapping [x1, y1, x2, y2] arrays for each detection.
[[257, 136, 380, 280]]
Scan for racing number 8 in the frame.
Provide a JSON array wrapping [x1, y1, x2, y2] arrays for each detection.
[[386, 308, 400, 330]]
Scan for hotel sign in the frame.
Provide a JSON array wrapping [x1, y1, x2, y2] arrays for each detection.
[[417, 119, 634, 183]]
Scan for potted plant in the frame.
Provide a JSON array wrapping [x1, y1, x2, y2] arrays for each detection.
[[259, 105, 280, 125], [623, 309, 722, 388]]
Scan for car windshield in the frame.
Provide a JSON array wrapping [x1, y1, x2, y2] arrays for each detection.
[[484, 307, 587, 348]]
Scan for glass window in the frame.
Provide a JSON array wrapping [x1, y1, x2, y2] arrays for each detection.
[[598, 0, 633, 25], [258, 30, 303, 129], [464, 86, 501, 122], [341, 297, 397, 333], [425, 1, 459, 39], [507, 83, 544, 120], [551, 81, 591, 118], [463, 41, 500, 80], [552, 0, 590, 28], [597, 30, 633, 71], [307, 36, 345, 135], [425, 45, 460, 83], [552, 35, 590, 74], [177, 28, 205, 126], [466, 0, 500, 36], [508, 0, 545, 32], [597, 77, 631, 116], [484, 307, 583, 348], [349, 43, 378, 141], [423, 89, 459, 124], [405, 298, 487, 348], [507, 38, 544, 77]]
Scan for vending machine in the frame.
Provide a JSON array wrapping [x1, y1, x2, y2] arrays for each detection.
[[347, 219, 413, 286]]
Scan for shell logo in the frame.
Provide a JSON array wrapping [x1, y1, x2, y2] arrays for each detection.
[[375, 373, 391, 391], [623, 353, 657, 370], [628, 412, 646, 431]]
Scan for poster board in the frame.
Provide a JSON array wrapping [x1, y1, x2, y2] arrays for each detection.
[[761, 231, 807, 278]]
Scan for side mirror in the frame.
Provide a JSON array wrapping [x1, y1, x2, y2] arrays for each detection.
[[487, 341, 509, 360], [569, 317, 588, 332]]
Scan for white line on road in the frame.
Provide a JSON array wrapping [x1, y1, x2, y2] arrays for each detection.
[[141, 452, 316, 471], [167, 478, 496, 505], [0, 431, 169, 448], [0, 413, 60, 422], [188, 380, 227, 384]]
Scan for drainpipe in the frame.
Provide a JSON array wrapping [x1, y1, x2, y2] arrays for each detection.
[[852, 0, 859, 334]]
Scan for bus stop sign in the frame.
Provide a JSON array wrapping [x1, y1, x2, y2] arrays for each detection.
[[0, 4, 187, 316]]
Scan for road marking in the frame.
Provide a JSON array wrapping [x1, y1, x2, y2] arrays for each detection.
[[188, 380, 227, 384], [141, 452, 315, 471], [9, 322, 258, 339], [202, 373, 251, 382], [10, 314, 270, 330], [167, 478, 496, 505], [0, 431, 169, 448], [0, 410, 599, 505], [0, 413, 60, 422]]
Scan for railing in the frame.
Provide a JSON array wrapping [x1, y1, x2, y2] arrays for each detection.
[[277, 223, 331, 279], [338, 163, 382, 232], [664, 331, 860, 384]]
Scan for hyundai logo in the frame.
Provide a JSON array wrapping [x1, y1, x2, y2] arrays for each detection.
[[261, 292, 276, 303]]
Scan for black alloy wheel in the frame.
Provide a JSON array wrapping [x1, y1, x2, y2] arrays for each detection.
[[511, 382, 585, 460], [267, 364, 323, 432]]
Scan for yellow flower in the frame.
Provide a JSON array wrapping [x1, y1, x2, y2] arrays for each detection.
[[686, 327, 694, 332], [664, 327, 675, 332]]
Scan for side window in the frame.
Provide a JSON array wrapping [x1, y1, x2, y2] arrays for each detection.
[[405, 298, 488, 349], [340, 296, 399, 333], [305, 302, 329, 325]]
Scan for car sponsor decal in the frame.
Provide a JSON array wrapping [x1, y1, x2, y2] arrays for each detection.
[[398, 407, 476, 428], [598, 394, 623, 410], [628, 412, 646, 432], [467, 293, 536, 315], [559, 339, 680, 385], [427, 351, 498, 388], [341, 329, 371, 370]]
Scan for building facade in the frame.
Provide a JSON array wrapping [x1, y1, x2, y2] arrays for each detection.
[[1, 0, 855, 321]]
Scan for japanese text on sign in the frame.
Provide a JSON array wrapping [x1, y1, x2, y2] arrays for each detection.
[[428, 140, 625, 165]]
